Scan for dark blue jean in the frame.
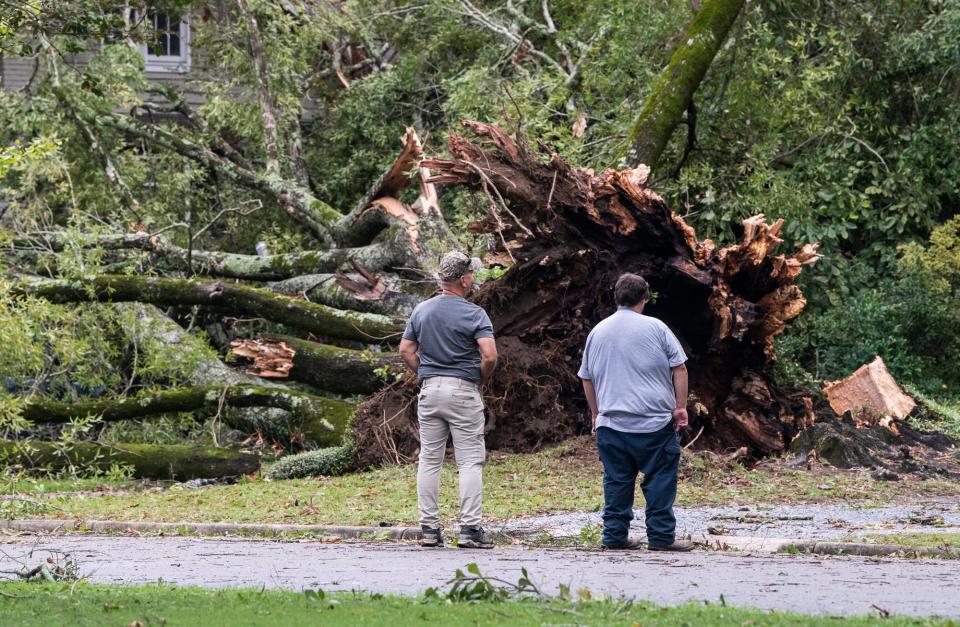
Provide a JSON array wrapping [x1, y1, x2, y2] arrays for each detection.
[[596, 423, 680, 548]]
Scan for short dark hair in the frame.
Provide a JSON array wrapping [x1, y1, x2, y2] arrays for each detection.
[[614, 273, 649, 307]]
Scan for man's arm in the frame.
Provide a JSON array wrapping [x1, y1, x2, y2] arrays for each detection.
[[581, 378, 599, 433], [477, 337, 498, 384], [671, 363, 689, 431], [398, 338, 420, 375]]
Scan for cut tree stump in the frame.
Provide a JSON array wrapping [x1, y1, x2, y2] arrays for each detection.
[[823, 356, 917, 423]]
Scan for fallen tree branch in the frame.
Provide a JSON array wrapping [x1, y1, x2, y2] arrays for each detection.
[[7, 231, 417, 281], [270, 272, 422, 316], [19, 384, 352, 447], [1, 441, 261, 480], [13, 274, 403, 342], [259, 334, 404, 395], [236, 0, 282, 176], [99, 112, 340, 244]]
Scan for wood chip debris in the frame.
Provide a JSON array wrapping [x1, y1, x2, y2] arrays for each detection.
[[229, 338, 296, 378]]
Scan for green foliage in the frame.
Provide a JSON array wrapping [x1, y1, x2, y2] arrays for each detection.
[[778, 217, 960, 394], [98, 414, 215, 446], [908, 388, 960, 440], [5, 582, 952, 627], [424, 563, 541, 603], [267, 441, 355, 480]]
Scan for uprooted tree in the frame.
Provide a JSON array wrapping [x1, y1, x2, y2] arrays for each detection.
[[4, 0, 840, 472], [10, 119, 821, 465], [352, 121, 820, 465]]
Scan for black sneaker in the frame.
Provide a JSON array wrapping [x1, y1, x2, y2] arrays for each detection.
[[420, 525, 444, 547], [458, 525, 494, 549]]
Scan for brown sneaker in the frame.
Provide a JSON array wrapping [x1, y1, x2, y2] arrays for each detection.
[[648, 539, 695, 552], [602, 537, 645, 550]]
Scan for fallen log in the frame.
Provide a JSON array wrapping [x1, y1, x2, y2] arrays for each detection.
[[0, 441, 260, 480], [118, 303, 305, 443], [355, 121, 820, 466], [270, 272, 422, 316], [14, 274, 403, 343], [8, 231, 422, 282], [232, 335, 403, 395], [20, 384, 353, 448]]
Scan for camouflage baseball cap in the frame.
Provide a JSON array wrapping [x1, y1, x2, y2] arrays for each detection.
[[437, 251, 483, 282]]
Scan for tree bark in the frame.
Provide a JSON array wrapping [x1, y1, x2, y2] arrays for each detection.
[[20, 384, 352, 448], [14, 274, 403, 343], [118, 303, 300, 442], [354, 121, 819, 466], [7, 232, 420, 282], [1, 441, 260, 480], [270, 273, 422, 316], [626, 0, 745, 171], [258, 334, 404, 395]]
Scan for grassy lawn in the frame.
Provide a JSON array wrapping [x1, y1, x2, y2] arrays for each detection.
[[852, 533, 960, 550], [3, 438, 959, 527], [0, 582, 952, 626]]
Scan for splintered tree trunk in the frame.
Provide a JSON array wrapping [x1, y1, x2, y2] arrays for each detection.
[[353, 121, 819, 466]]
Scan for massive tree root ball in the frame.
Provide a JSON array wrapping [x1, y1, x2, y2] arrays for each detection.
[[354, 121, 820, 467]]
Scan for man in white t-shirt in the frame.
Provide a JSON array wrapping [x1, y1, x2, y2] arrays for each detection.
[[578, 273, 694, 551]]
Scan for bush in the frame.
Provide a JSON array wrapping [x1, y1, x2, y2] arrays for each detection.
[[267, 442, 355, 480], [778, 217, 960, 394]]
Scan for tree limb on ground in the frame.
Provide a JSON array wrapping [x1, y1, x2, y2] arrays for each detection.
[[13, 274, 403, 342], [1, 441, 261, 480], [20, 384, 352, 448]]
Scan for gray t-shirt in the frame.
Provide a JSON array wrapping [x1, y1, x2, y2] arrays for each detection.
[[577, 308, 687, 433], [402, 295, 494, 383]]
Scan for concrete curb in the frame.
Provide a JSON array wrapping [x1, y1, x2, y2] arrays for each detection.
[[0, 519, 422, 541], [3, 520, 954, 558]]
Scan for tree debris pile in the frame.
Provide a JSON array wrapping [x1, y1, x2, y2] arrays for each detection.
[[789, 412, 959, 479], [354, 121, 821, 467]]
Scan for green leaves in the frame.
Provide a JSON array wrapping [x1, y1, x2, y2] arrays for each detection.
[[426, 563, 541, 604]]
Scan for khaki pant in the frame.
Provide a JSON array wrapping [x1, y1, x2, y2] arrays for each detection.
[[416, 376, 486, 528]]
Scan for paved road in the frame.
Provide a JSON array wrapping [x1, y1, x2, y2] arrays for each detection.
[[1, 535, 958, 618]]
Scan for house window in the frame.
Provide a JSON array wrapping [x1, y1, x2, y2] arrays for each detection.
[[140, 10, 190, 73]]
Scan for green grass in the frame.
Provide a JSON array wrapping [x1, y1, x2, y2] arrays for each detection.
[[908, 390, 960, 439], [0, 582, 953, 626], [3, 439, 959, 527], [854, 532, 960, 550]]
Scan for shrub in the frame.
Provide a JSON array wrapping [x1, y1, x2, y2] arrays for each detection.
[[778, 217, 960, 394], [267, 442, 355, 480]]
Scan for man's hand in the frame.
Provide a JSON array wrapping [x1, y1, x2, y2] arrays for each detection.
[[672, 407, 689, 432], [591, 412, 598, 434]]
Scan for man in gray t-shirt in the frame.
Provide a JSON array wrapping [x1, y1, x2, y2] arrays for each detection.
[[578, 273, 694, 552], [399, 252, 498, 549]]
